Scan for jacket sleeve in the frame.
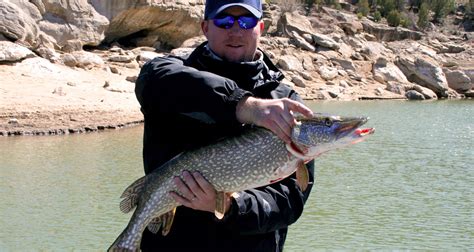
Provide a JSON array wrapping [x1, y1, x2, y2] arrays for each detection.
[[222, 161, 314, 235], [135, 56, 252, 124]]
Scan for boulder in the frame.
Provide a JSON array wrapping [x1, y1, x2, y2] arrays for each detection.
[[312, 33, 340, 50], [405, 90, 425, 100], [319, 66, 338, 81], [0, 41, 36, 62], [279, 11, 314, 37], [0, 0, 40, 48], [278, 55, 303, 72], [98, 1, 203, 48], [331, 57, 356, 71], [373, 57, 408, 84], [38, 0, 109, 48], [361, 20, 424, 42], [338, 21, 363, 36], [443, 69, 472, 92], [62, 51, 104, 69], [395, 56, 449, 97], [411, 84, 438, 99], [289, 31, 315, 51]]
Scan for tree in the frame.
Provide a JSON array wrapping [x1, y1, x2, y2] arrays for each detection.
[[358, 0, 370, 16], [417, 2, 429, 29]]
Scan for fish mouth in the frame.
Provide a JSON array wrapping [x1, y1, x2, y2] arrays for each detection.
[[355, 128, 375, 137], [335, 117, 369, 139]]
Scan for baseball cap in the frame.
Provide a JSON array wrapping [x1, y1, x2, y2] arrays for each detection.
[[204, 0, 262, 20]]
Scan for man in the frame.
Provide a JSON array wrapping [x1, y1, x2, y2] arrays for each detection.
[[135, 0, 315, 251]]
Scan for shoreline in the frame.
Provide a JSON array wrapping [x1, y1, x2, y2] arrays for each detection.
[[2, 97, 470, 137]]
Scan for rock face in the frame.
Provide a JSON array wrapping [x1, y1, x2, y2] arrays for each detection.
[[361, 21, 424, 42]]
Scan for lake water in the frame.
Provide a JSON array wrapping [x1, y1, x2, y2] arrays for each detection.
[[0, 100, 473, 251]]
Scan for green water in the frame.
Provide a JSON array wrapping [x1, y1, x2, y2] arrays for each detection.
[[0, 100, 473, 250]]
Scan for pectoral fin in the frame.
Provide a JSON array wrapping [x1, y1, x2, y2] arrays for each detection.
[[215, 191, 226, 220], [296, 161, 309, 192], [147, 208, 177, 236]]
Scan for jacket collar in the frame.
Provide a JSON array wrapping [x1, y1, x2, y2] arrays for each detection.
[[184, 42, 284, 92]]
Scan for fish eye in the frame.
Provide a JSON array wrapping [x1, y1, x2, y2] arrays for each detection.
[[324, 118, 332, 127]]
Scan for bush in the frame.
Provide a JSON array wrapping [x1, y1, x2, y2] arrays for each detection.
[[387, 9, 401, 26], [358, 0, 370, 16], [379, 0, 397, 16], [373, 11, 382, 22]]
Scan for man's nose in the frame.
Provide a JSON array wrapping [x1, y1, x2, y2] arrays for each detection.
[[228, 21, 243, 35]]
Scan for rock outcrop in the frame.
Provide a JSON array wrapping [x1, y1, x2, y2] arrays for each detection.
[[1, 1, 473, 103]]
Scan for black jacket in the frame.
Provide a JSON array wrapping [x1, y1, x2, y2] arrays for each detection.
[[135, 42, 314, 252]]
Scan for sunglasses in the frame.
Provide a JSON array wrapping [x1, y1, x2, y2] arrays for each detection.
[[212, 15, 259, 30]]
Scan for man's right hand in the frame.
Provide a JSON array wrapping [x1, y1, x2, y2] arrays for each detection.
[[236, 96, 313, 144]]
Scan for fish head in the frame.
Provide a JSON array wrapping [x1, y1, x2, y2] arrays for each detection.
[[290, 113, 375, 159]]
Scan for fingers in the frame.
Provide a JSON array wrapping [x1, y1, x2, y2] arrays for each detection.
[[170, 171, 216, 213], [268, 114, 292, 144], [172, 174, 196, 201], [182, 171, 206, 197], [192, 172, 215, 194], [284, 99, 313, 118]]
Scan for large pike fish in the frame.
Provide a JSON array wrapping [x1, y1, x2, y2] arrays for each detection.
[[109, 114, 374, 251]]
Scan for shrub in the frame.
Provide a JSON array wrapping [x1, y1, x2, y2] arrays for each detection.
[[373, 10, 382, 22], [379, 0, 397, 16], [387, 9, 401, 26], [430, 0, 455, 23], [417, 2, 429, 29], [358, 0, 370, 16]]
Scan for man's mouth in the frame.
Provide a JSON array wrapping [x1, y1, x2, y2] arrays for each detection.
[[227, 44, 243, 48]]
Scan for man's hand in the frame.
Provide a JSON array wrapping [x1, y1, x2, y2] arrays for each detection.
[[236, 97, 313, 144], [169, 171, 232, 214]]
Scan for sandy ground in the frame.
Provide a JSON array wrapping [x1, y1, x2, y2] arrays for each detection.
[[0, 58, 144, 136]]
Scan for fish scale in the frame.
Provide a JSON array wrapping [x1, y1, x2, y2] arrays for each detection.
[[109, 114, 375, 251]]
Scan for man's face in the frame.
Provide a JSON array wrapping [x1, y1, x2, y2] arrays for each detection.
[[201, 6, 264, 63]]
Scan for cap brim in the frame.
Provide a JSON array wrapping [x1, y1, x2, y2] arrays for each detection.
[[208, 3, 262, 19]]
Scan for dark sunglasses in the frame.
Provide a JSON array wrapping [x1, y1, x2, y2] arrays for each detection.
[[212, 15, 259, 30]]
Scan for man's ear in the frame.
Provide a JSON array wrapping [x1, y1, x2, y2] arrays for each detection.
[[201, 20, 209, 36], [259, 20, 264, 33]]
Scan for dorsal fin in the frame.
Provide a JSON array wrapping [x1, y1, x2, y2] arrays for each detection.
[[119, 176, 147, 213]]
